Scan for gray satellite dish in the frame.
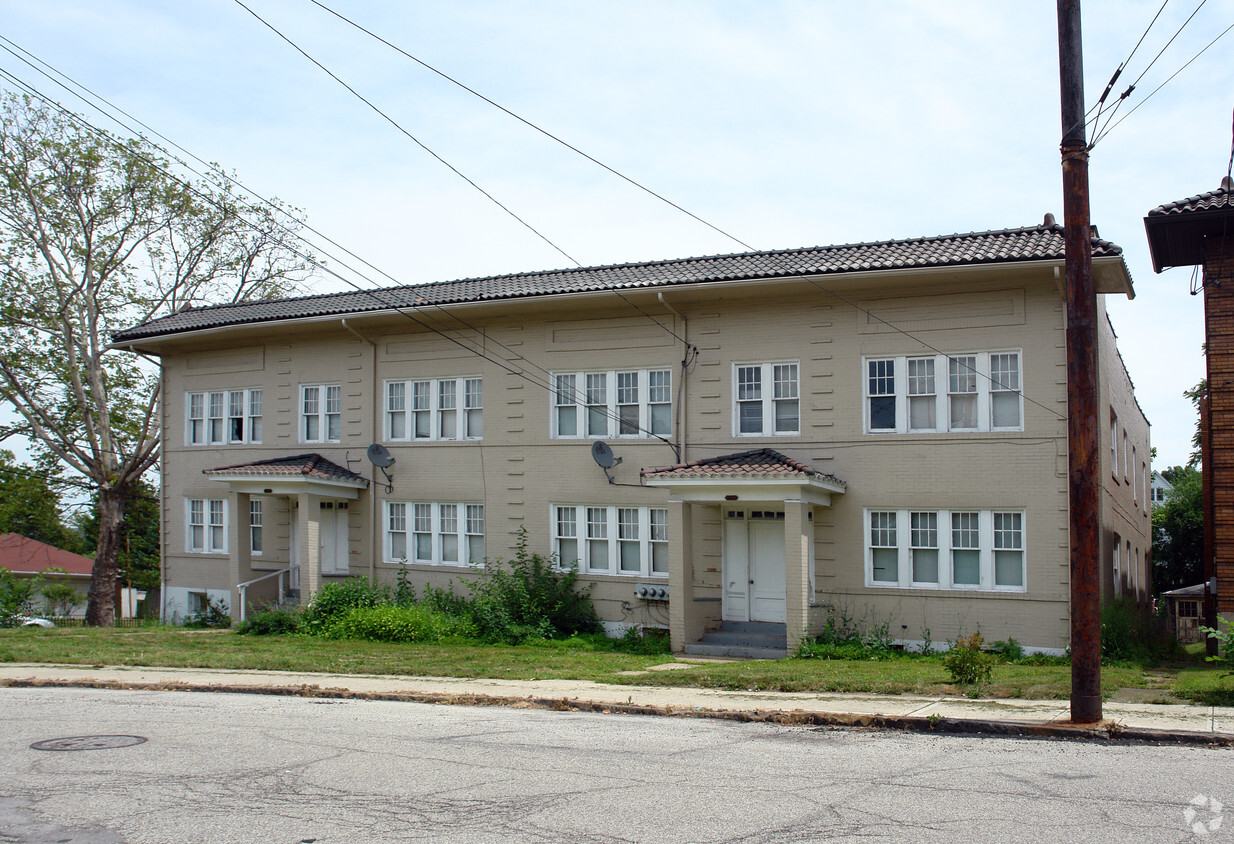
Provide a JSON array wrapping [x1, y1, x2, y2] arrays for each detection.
[[591, 440, 616, 468], [367, 443, 395, 468], [366, 443, 395, 493]]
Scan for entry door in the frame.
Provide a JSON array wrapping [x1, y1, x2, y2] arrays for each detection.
[[320, 501, 349, 575], [722, 511, 787, 623]]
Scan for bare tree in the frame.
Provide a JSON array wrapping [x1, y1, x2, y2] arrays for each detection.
[[0, 93, 312, 625]]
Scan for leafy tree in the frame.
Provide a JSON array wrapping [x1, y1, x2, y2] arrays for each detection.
[[77, 476, 161, 592], [1184, 379, 1206, 468], [0, 93, 312, 625], [39, 568, 83, 617], [0, 449, 73, 548], [1152, 464, 1202, 592]]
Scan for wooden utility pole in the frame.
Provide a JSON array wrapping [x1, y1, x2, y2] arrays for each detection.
[[1057, 0, 1102, 724]]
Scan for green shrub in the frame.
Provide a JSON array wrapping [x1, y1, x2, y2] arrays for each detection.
[[987, 637, 1025, 661], [1100, 596, 1162, 663], [943, 633, 994, 685], [184, 597, 232, 629], [613, 626, 672, 655], [323, 604, 472, 643], [0, 568, 42, 627], [798, 641, 897, 661], [236, 608, 302, 635], [301, 577, 392, 633], [427, 528, 601, 644], [1200, 616, 1234, 678], [796, 605, 898, 660]]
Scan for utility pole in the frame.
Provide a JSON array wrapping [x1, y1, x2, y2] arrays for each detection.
[[1057, 0, 1102, 724]]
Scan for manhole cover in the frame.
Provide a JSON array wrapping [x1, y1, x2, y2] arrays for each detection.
[[30, 735, 148, 751]]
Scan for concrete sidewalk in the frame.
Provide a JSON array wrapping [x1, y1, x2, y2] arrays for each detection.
[[2, 662, 1232, 745]]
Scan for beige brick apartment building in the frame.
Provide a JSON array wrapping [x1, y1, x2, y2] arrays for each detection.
[[113, 220, 1152, 654]]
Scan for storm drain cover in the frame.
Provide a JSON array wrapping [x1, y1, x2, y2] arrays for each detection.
[[30, 735, 148, 751]]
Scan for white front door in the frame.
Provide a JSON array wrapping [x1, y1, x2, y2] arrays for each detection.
[[722, 510, 786, 623], [320, 501, 349, 575]]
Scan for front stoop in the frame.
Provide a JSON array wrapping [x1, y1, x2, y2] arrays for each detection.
[[683, 621, 788, 659]]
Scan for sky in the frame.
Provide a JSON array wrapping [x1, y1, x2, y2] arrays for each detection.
[[0, 0, 1231, 468]]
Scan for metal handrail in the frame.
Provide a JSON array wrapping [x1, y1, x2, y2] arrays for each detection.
[[236, 567, 291, 622]]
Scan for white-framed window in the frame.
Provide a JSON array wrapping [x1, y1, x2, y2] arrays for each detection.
[[302, 384, 341, 443], [553, 504, 669, 577], [186, 498, 227, 554], [1123, 431, 1129, 480], [1110, 410, 1118, 479], [249, 499, 263, 555], [863, 352, 1022, 434], [552, 369, 672, 439], [186, 389, 262, 445], [733, 361, 799, 436], [384, 501, 483, 566], [386, 377, 481, 441], [1132, 446, 1138, 504], [865, 508, 1026, 591]]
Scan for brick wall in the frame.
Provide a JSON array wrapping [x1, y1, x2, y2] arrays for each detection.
[[1203, 233, 1234, 614]]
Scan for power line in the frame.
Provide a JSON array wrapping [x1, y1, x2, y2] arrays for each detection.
[[1085, 0, 1169, 140], [306, 0, 756, 253], [1091, 18, 1234, 147], [230, 0, 580, 269], [0, 64, 680, 447]]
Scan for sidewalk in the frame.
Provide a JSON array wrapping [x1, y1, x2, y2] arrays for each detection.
[[2, 661, 1232, 745]]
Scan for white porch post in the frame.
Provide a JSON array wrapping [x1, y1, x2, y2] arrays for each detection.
[[297, 493, 321, 603], [784, 498, 813, 651], [228, 491, 252, 622], [668, 500, 697, 653]]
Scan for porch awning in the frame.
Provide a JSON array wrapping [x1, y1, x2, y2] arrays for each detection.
[[641, 448, 846, 507], [204, 453, 370, 499]]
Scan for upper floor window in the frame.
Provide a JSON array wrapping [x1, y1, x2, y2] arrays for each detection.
[[553, 504, 668, 577], [865, 507, 1025, 591], [386, 377, 482, 441], [187, 389, 262, 445], [553, 369, 671, 439], [863, 352, 1021, 434], [1110, 410, 1118, 478], [734, 362, 799, 436], [186, 498, 227, 554], [302, 384, 341, 443]]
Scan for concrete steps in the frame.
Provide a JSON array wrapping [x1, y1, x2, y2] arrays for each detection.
[[684, 621, 788, 659]]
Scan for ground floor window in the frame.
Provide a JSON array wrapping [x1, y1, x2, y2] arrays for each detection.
[[864, 507, 1025, 591], [554, 504, 667, 577], [186, 498, 227, 554], [385, 501, 483, 566]]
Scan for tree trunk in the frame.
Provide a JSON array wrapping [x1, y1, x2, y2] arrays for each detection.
[[85, 485, 128, 627]]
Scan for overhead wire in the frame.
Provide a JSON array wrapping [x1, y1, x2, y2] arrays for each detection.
[[0, 62, 681, 449], [1084, 0, 1169, 140], [305, 0, 756, 253]]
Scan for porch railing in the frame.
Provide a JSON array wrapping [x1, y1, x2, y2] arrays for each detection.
[[236, 567, 292, 622]]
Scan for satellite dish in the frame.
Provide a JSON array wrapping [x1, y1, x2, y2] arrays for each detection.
[[591, 440, 616, 468], [366, 443, 395, 468]]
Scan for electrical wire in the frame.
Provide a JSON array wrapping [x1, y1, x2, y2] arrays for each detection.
[[0, 65, 681, 448], [306, 0, 756, 254], [230, 0, 580, 269], [1091, 19, 1234, 147], [1084, 0, 1169, 141]]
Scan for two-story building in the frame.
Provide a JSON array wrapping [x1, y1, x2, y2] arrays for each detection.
[[113, 218, 1152, 654]]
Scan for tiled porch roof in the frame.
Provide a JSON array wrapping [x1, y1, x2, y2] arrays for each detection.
[[1146, 180, 1233, 217], [203, 453, 369, 486], [642, 448, 845, 487]]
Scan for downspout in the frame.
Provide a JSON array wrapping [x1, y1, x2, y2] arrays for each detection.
[[657, 292, 688, 464], [341, 319, 380, 580]]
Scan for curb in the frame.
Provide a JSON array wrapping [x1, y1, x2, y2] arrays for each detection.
[[5, 676, 1232, 747]]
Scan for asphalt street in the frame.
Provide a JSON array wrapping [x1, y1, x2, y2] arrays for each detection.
[[1, 686, 1230, 843]]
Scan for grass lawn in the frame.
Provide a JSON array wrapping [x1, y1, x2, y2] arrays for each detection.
[[0, 625, 1167, 700]]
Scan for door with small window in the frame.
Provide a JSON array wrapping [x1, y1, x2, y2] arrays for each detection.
[[722, 510, 787, 623]]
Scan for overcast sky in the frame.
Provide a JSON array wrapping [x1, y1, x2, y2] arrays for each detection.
[[1, 0, 1231, 468]]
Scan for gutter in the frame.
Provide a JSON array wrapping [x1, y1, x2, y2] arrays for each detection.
[[341, 318, 380, 582]]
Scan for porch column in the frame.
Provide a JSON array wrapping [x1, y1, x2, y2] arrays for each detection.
[[297, 493, 321, 602], [784, 499, 813, 651], [668, 500, 698, 652], [228, 491, 252, 622]]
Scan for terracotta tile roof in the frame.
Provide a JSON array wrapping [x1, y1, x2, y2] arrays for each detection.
[[1146, 179, 1233, 217], [204, 453, 369, 486], [113, 223, 1123, 342], [0, 533, 94, 577], [642, 448, 845, 487]]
